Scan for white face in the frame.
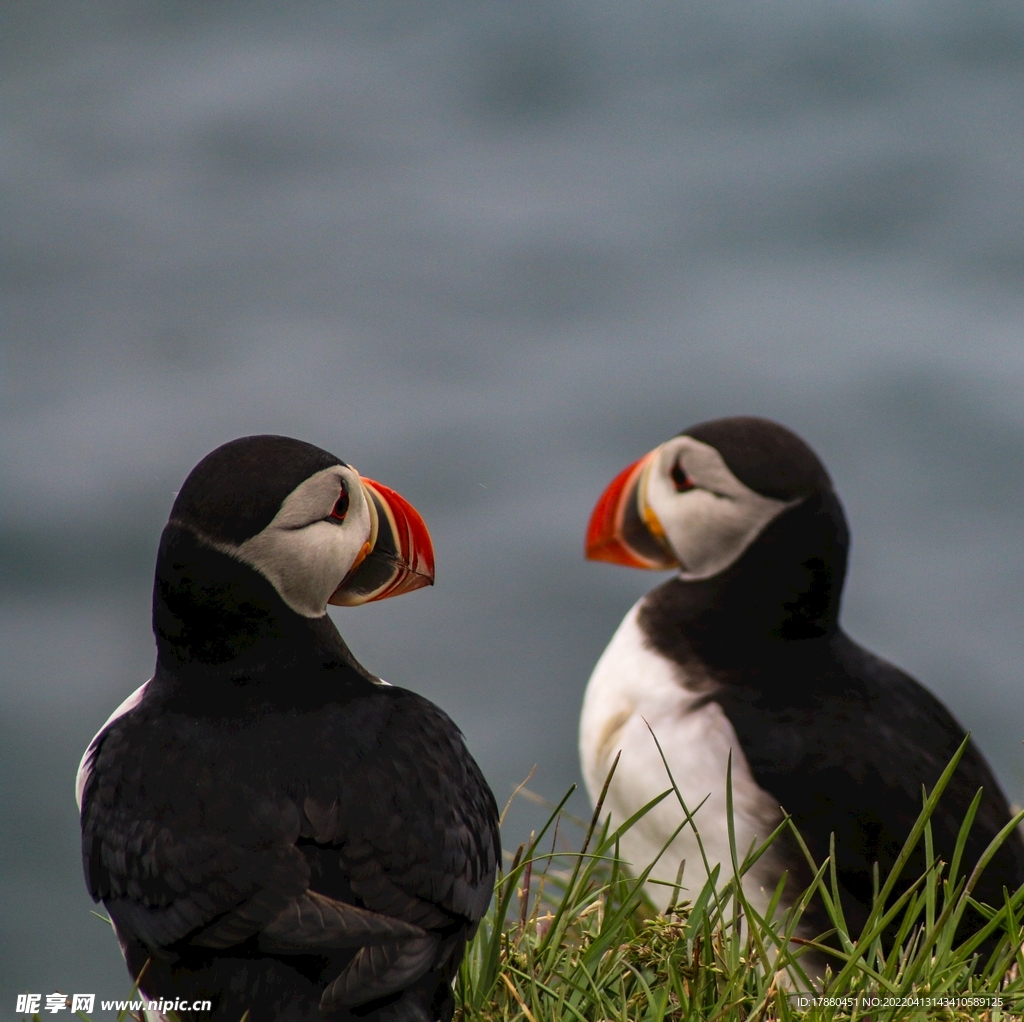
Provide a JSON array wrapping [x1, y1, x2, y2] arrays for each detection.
[[643, 436, 799, 581], [215, 465, 375, 618]]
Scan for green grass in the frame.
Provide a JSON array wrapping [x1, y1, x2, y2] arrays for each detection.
[[457, 741, 1024, 1022], [40, 742, 1024, 1021]]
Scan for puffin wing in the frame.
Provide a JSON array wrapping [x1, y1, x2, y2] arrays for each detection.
[[81, 715, 311, 955], [299, 690, 500, 1008], [302, 690, 499, 924], [80, 686, 498, 1010], [82, 722, 437, 969], [257, 890, 427, 951], [713, 633, 1024, 921]]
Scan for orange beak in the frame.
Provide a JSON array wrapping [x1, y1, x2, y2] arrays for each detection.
[[329, 477, 435, 606], [585, 449, 678, 570]]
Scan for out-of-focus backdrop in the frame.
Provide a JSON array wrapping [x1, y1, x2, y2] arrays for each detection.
[[4, 0, 1024, 1006]]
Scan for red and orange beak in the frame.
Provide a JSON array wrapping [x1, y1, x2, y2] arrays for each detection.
[[585, 449, 679, 570], [330, 477, 435, 606]]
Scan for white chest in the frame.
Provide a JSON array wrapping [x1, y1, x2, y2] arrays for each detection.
[[578, 601, 783, 913]]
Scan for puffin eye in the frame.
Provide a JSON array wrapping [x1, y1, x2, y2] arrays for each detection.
[[329, 485, 349, 523], [671, 459, 695, 493]]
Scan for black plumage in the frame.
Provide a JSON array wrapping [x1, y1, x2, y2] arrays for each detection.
[[79, 436, 499, 1022]]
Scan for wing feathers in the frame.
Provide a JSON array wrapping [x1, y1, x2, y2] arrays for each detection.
[[192, 885, 302, 949], [259, 890, 425, 952], [348, 869, 452, 930], [320, 934, 439, 1009]]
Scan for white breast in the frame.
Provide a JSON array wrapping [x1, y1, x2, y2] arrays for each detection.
[[579, 601, 784, 915], [75, 680, 150, 811]]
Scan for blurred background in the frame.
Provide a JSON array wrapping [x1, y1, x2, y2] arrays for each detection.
[[4, 0, 1024, 1007]]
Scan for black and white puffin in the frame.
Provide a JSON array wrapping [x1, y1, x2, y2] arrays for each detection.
[[580, 416, 1024, 941], [77, 435, 500, 1022]]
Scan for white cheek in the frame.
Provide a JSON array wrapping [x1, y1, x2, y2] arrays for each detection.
[[241, 521, 362, 618], [666, 492, 766, 578], [648, 483, 795, 581], [224, 465, 373, 618]]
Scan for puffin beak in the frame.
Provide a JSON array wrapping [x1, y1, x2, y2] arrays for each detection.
[[329, 478, 435, 606], [585, 449, 679, 570]]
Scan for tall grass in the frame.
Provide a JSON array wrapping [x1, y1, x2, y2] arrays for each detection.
[[39, 743, 1024, 1021], [457, 740, 1024, 1021]]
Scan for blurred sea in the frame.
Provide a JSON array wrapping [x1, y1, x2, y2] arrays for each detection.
[[4, 0, 1024, 1006]]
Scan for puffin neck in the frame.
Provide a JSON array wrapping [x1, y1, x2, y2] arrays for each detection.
[[151, 523, 373, 693], [639, 490, 849, 670]]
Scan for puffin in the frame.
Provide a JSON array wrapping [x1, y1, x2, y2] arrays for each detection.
[[579, 415, 1024, 945], [77, 435, 500, 1022]]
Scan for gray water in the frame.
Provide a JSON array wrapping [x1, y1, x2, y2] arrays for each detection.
[[4, 0, 1024, 1007]]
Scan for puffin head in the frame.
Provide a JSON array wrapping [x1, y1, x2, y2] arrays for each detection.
[[586, 416, 836, 582], [168, 435, 434, 619]]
